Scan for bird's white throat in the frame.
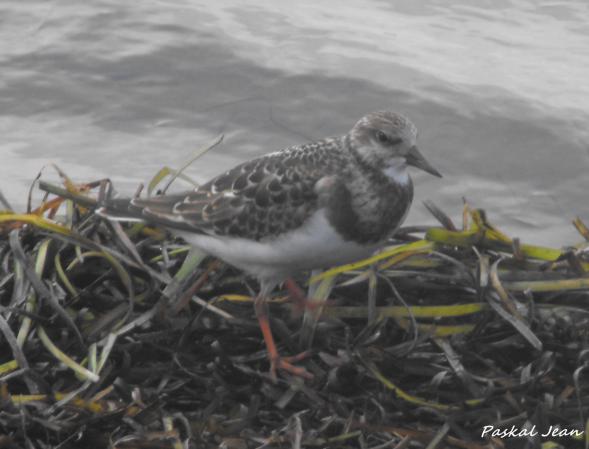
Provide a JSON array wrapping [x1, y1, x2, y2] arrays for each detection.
[[383, 159, 410, 185]]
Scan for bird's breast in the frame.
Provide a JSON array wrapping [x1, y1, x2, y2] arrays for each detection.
[[324, 174, 413, 245]]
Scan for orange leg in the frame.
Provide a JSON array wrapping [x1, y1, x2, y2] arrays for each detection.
[[284, 278, 308, 314], [284, 277, 333, 314], [254, 295, 313, 381]]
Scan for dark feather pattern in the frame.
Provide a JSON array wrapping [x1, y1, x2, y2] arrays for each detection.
[[130, 138, 353, 241], [103, 111, 435, 247]]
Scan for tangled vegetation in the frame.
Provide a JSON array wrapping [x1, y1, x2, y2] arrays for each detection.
[[1, 163, 588, 449]]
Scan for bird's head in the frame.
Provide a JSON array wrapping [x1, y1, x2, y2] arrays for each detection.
[[348, 111, 442, 181]]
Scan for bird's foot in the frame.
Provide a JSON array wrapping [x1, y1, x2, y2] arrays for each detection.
[[269, 350, 313, 381], [255, 288, 313, 381]]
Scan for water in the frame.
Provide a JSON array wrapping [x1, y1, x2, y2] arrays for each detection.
[[1, 0, 588, 246]]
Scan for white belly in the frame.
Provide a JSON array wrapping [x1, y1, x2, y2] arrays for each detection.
[[176, 209, 382, 282]]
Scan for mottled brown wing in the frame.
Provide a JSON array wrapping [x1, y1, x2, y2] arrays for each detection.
[[131, 138, 349, 240]]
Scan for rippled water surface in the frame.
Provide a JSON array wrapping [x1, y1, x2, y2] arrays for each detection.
[[1, 0, 588, 245]]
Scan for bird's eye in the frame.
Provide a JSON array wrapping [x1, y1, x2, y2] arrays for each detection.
[[376, 130, 389, 144]]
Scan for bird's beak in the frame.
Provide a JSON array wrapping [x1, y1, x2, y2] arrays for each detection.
[[405, 146, 442, 178]]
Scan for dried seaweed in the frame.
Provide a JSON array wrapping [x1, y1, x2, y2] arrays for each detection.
[[0, 169, 588, 449]]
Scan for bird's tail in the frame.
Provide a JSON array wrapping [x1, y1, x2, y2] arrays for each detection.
[[98, 193, 202, 233], [96, 198, 146, 223]]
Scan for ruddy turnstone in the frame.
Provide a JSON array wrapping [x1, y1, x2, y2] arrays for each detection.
[[102, 111, 441, 378]]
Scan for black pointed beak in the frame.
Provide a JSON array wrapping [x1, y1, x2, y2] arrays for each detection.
[[405, 146, 442, 178]]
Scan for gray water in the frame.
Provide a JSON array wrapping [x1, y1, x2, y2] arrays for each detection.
[[1, 0, 589, 246]]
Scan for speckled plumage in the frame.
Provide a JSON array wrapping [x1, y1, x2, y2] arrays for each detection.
[[103, 111, 441, 284], [133, 138, 349, 241], [127, 136, 411, 246]]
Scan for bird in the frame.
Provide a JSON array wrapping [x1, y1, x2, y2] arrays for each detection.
[[100, 111, 441, 379]]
